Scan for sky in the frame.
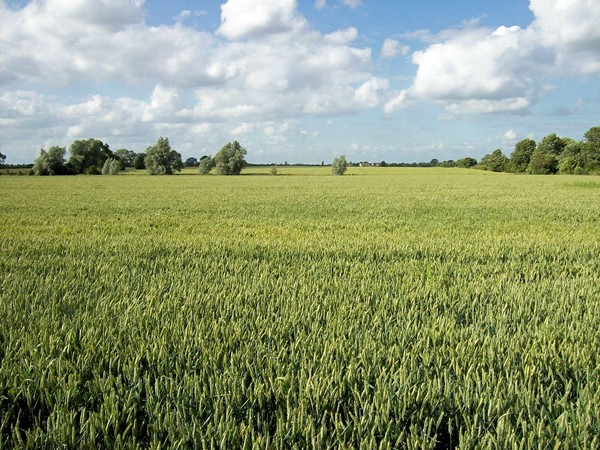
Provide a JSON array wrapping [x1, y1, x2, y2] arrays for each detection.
[[1, 0, 599, 164]]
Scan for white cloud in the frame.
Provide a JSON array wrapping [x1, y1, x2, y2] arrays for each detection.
[[341, 0, 361, 9], [217, 0, 306, 40], [380, 38, 409, 59], [504, 129, 517, 140], [324, 27, 358, 45], [314, 0, 326, 10], [354, 77, 389, 108], [386, 0, 600, 114]]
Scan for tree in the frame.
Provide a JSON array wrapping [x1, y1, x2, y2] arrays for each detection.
[[480, 149, 508, 172], [114, 149, 136, 168], [133, 152, 146, 170], [584, 126, 600, 145], [528, 148, 558, 174], [68, 138, 113, 174], [102, 158, 121, 175], [456, 157, 477, 168], [198, 155, 215, 175], [0, 151, 5, 166], [214, 141, 247, 175], [33, 146, 68, 175], [510, 138, 536, 173], [582, 126, 600, 173], [332, 155, 348, 175], [145, 137, 183, 175], [537, 133, 567, 157], [184, 157, 198, 167], [558, 141, 585, 174], [270, 164, 278, 175], [429, 158, 439, 167]]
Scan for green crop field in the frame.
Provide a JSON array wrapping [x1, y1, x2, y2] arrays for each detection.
[[1, 169, 599, 448]]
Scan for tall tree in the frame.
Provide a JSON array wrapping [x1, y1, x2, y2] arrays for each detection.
[[332, 155, 348, 175], [133, 152, 146, 170], [214, 141, 247, 175], [68, 138, 113, 174], [114, 149, 136, 168], [145, 137, 183, 175], [33, 147, 68, 175], [480, 149, 508, 172], [510, 138, 536, 173], [0, 151, 6, 166], [537, 133, 567, 157], [198, 155, 215, 175]]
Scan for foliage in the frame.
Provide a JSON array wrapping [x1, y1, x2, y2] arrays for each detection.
[[0, 172, 598, 448], [479, 149, 508, 172], [214, 141, 247, 175], [145, 137, 183, 175], [68, 138, 113, 174], [331, 154, 348, 175], [32, 146, 69, 175], [509, 138, 536, 173], [184, 157, 198, 167], [528, 148, 558, 174], [537, 133, 567, 157], [456, 157, 477, 168], [270, 164, 278, 175], [114, 149, 137, 168], [198, 155, 215, 175], [133, 152, 146, 170], [0, 151, 5, 166], [101, 158, 121, 175]]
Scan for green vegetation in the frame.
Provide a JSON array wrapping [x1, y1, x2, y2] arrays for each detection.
[[145, 137, 183, 175], [1, 170, 599, 448], [331, 154, 348, 175]]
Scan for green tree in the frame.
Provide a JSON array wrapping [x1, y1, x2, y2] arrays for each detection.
[[0, 151, 6, 166], [133, 152, 146, 170], [584, 126, 600, 145], [68, 138, 113, 174], [114, 149, 136, 168], [509, 138, 536, 173], [145, 137, 183, 175], [332, 155, 348, 175], [33, 146, 68, 175], [537, 133, 567, 157], [558, 141, 585, 174], [214, 142, 247, 175], [480, 149, 508, 172], [456, 157, 477, 168], [198, 155, 215, 175], [528, 148, 558, 174], [101, 158, 121, 175], [184, 157, 198, 167], [270, 164, 278, 175], [582, 126, 600, 173]]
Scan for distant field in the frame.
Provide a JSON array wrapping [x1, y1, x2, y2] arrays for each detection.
[[1, 170, 599, 448]]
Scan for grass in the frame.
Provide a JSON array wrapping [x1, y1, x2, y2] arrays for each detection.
[[1, 169, 599, 448]]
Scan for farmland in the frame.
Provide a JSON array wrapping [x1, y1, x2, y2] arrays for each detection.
[[1, 169, 599, 448]]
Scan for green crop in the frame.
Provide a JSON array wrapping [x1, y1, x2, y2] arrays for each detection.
[[1, 170, 599, 448]]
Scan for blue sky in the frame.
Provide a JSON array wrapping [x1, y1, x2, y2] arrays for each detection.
[[1, 0, 599, 164]]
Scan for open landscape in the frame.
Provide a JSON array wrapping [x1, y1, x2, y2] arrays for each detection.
[[1, 168, 599, 448]]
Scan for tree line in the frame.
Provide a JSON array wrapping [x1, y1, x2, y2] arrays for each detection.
[[17, 125, 600, 176], [437, 126, 600, 175], [29, 138, 248, 176]]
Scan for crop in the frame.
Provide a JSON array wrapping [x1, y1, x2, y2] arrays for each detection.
[[1, 170, 599, 448]]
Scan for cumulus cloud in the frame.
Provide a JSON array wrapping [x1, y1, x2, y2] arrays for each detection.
[[386, 0, 600, 114], [217, 0, 306, 40], [380, 38, 409, 59], [354, 78, 389, 108]]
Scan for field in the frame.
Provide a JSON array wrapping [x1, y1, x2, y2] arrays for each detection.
[[1, 169, 599, 448]]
